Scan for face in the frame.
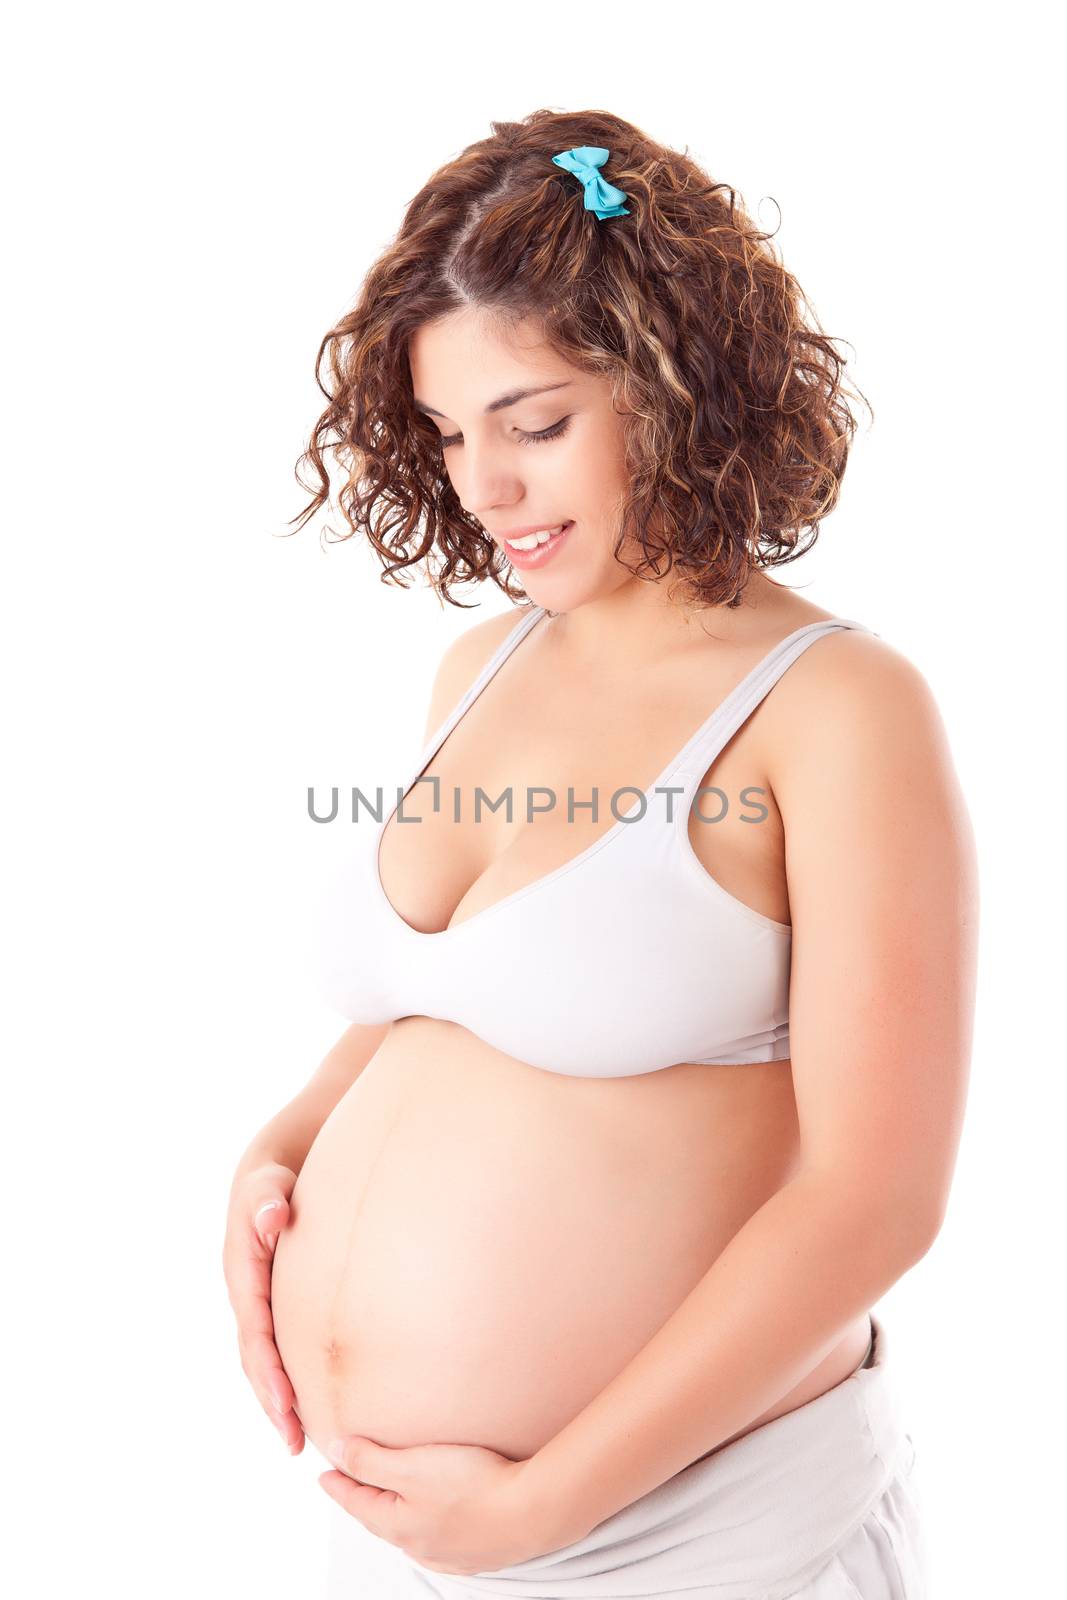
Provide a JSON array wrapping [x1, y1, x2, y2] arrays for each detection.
[[408, 308, 639, 609]]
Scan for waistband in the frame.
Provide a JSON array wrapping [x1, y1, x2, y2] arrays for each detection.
[[408, 1314, 912, 1600]]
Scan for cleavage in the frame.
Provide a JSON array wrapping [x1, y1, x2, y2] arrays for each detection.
[[377, 735, 641, 936]]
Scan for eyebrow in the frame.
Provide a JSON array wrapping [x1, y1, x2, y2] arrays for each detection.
[[414, 380, 573, 420]]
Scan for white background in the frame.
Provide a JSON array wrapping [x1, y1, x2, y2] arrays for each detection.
[[4, 2, 1062, 1594]]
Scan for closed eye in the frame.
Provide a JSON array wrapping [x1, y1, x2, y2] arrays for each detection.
[[438, 417, 573, 450]]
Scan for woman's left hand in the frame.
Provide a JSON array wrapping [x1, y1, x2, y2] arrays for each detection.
[[318, 1434, 556, 1576]]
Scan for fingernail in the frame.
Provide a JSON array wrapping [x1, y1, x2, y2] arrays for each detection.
[[255, 1202, 283, 1230], [270, 1381, 288, 1413]]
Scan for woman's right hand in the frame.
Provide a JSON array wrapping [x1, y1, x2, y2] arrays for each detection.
[[223, 1161, 305, 1454]]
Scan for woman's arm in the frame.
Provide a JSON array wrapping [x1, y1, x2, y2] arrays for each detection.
[[515, 633, 979, 1546], [230, 1020, 391, 1186]]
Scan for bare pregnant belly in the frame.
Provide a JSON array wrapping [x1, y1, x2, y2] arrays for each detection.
[[270, 1017, 871, 1466]]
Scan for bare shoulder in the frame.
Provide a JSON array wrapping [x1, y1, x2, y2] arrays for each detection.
[[761, 625, 977, 919], [422, 604, 538, 741], [763, 626, 954, 793]]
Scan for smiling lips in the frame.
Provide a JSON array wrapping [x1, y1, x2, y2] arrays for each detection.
[[494, 521, 575, 568], [504, 524, 567, 550]]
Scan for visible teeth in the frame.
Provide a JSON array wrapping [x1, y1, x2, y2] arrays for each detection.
[[507, 524, 565, 550]]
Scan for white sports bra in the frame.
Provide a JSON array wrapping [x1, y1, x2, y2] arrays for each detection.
[[312, 605, 874, 1077]]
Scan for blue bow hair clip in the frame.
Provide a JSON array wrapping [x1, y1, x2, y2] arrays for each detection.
[[552, 145, 630, 221]]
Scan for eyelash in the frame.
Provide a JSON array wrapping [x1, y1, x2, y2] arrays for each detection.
[[438, 417, 573, 450]]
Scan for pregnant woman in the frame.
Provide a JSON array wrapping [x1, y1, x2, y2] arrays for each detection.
[[223, 110, 977, 1598]]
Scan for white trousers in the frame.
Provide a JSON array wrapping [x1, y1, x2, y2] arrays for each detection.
[[326, 1315, 926, 1599]]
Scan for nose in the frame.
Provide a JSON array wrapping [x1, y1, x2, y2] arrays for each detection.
[[453, 438, 527, 521]]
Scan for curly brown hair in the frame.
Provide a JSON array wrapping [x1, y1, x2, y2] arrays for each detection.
[[288, 106, 871, 612]]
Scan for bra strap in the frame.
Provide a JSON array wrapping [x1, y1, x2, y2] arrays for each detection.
[[418, 605, 545, 766], [675, 618, 874, 785]]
